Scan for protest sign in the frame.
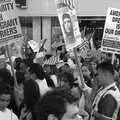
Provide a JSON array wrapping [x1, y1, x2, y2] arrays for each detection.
[[28, 40, 40, 52], [77, 40, 90, 58], [101, 7, 120, 54], [0, 0, 23, 86], [0, 0, 22, 47], [55, 0, 83, 51]]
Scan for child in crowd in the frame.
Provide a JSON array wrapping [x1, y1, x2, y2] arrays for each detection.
[[0, 82, 18, 120]]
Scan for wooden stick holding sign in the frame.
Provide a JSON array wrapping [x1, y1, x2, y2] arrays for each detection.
[[6, 45, 18, 87], [55, 0, 85, 89], [73, 48, 85, 89], [39, 38, 47, 52], [6, 45, 24, 108]]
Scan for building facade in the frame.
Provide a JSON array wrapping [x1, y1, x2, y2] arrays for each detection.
[[16, 0, 120, 52]]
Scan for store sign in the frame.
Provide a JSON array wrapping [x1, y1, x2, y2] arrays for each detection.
[[0, 0, 22, 47], [101, 7, 120, 54], [15, 0, 27, 8], [55, 0, 83, 51]]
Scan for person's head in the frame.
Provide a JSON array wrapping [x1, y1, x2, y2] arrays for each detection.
[[90, 61, 97, 71], [38, 88, 80, 120], [16, 71, 25, 85], [59, 72, 75, 88], [61, 64, 70, 73], [63, 13, 73, 35], [0, 68, 13, 87], [96, 61, 114, 87], [19, 59, 28, 72], [43, 65, 51, 74], [14, 57, 23, 70], [29, 63, 45, 80], [0, 82, 11, 111], [81, 64, 91, 78]]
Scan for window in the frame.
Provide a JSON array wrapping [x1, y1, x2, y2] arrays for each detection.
[[15, 0, 27, 8], [19, 17, 33, 40]]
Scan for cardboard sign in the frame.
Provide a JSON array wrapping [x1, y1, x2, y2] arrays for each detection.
[[0, 0, 22, 46], [28, 40, 39, 52], [55, 0, 83, 51], [77, 40, 90, 58], [101, 7, 120, 54]]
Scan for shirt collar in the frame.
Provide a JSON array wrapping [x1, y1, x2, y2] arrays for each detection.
[[103, 82, 116, 91]]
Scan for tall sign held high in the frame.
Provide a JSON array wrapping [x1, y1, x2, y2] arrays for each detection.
[[55, 0, 83, 51]]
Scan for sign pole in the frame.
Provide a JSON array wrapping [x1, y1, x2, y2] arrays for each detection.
[[112, 53, 115, 65], [6, 45, 17, 87], [73, 47, 85, 89]]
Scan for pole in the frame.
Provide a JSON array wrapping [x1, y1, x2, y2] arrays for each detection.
[[6, 45, 17, 87], [112, 53, 115, 65], [73, 47, 85, 89]]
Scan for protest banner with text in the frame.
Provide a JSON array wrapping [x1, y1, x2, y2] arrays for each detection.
[[101, 7, 120, 54], [0, 0, 22, 47]]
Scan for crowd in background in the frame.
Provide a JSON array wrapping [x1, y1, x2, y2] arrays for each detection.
[[0, 42, 120, 120]]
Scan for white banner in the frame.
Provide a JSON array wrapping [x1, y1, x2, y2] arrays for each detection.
[[0, 0, 22, 46], [101, 7, 120, 54], [28, 40, 40, 52], [55, 0, 83, 51]]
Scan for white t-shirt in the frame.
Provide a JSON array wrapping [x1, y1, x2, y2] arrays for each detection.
[[36, 78, 51, 96], [50, 75, 58, 87], [0, 108, 18, 120]]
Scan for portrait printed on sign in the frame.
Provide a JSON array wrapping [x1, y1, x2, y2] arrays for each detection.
[[62, 13, 75, 45]]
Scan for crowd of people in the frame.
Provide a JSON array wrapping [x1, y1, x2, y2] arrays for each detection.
[[0, 43, 120, 120]]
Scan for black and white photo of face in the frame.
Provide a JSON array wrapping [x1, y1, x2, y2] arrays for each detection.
[[63, 17, 72, 33], [63, 14, 73, 35]]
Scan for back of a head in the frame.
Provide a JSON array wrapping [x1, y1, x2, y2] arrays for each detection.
[[0, 68, 13, 87], [60, 72, 75, 88], [24, 79, 40, 109], [14, 57, 23, 70], [97, 61, 114, 75], [0, 81, 11, 95], [16, 71, 25, 84], [38, 87, 79, 120], [29, 63, 45, 80]]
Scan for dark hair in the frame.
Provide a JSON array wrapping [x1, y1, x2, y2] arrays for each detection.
[[0, 68, 13, 87], [29, 63, 45, 80], [16, 71, 25, 84], [24, 80, 40, 109], [96, 61, 114, 75], [60, 72, 75, 88], [14, 57, 23, 70], [0, 81, 11, 95], [38, 87, 79, 120]]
